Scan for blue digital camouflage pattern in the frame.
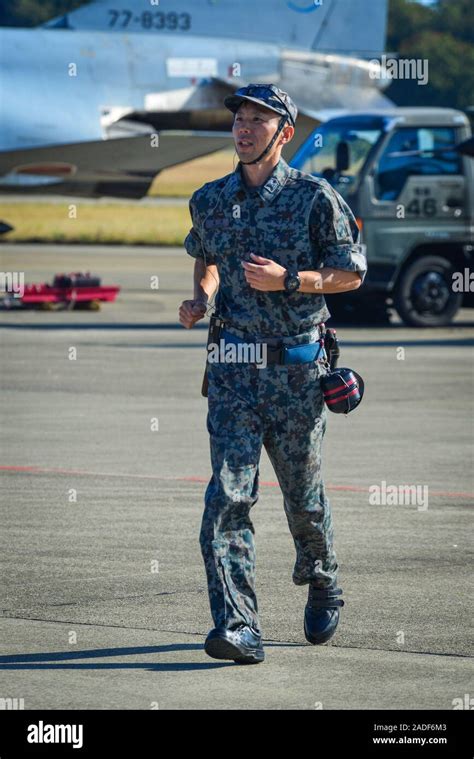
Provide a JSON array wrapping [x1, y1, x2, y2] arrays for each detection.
[[202, 352, 337, 633], [184, 157, 367, 339], [184, 157, 366, 633]]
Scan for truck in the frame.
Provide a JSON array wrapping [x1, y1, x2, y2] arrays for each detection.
[[290, 107, 474, 326]]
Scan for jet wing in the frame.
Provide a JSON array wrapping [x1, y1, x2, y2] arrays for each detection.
[[0, 131, 232, 199]]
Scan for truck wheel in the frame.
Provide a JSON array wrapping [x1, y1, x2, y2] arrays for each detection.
[[394, 256, 462, 327]]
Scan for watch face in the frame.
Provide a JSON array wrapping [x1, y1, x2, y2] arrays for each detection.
[[285, 272, 300, 292]]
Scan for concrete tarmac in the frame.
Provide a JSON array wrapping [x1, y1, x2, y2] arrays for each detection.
[[0, 244, 472, 710]]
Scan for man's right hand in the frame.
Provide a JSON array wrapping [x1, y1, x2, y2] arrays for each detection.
[[179, 299, 208, 329]]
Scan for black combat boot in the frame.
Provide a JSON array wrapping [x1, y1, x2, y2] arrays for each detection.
[[204, 624, 265, 664], [304, 584, 345, 645]]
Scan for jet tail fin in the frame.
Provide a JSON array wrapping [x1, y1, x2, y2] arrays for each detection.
[[42, 0, 387, 56]]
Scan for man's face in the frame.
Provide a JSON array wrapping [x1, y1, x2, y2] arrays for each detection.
[[232, 101, 287, 162]]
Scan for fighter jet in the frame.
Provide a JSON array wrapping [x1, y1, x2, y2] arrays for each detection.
[[0, 0, 392, 199]]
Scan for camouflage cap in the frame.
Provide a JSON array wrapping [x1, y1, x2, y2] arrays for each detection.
[[224, 83, 298, 126]]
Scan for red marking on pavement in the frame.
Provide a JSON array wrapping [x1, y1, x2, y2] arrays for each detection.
[[0, 465, 472, 499]]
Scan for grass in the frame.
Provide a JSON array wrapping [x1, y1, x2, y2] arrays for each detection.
[[149, 147, 236, 196], [0, 148, 237, 245], [1, 204, 191, 245]]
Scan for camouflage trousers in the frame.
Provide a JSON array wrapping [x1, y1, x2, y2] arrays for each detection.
[[200, 338, 339, 634]]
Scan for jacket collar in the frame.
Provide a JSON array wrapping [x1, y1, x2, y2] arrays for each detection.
[[227, 157, 291, 204]]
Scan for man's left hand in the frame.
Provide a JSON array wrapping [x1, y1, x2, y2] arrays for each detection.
[[242, 253, 286, 291]]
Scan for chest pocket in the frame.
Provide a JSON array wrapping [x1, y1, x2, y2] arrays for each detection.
[[259, 196, 314, 268], [264, 218, 313, 270], [202, 214, 233, 262]]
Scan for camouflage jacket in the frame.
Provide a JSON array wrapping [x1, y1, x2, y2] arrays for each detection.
[[184, 157, 367, 338]]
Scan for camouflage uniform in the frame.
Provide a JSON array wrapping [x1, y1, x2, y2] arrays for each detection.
[[184, 157, 366, 633]]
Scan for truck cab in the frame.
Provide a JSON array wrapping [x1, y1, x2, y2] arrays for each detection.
[[290, 108, 474, 326]]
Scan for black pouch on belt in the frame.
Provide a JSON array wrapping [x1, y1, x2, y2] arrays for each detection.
[[323, 327, 340, 371], [201, 315, 224, 398]]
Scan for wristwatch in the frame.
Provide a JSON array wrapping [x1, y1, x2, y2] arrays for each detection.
[[284, 269, 301, 293]]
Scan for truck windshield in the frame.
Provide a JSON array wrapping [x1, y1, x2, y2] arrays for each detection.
[[291, 117, 386, 198]]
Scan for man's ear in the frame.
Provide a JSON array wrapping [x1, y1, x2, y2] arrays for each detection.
[[280, 125, 295, 145]]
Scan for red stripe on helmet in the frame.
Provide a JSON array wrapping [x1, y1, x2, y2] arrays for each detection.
[[324, 381, 357, 397], [326, 387, 360, 405]]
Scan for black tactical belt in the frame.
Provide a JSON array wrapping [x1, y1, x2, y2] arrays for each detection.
[[219, 328, 326, 365]]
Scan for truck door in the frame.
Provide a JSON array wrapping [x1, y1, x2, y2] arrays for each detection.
[[360, 124, 470, 325]]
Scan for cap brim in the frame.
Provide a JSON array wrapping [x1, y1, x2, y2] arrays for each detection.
[[223, 94, 285, 119]]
